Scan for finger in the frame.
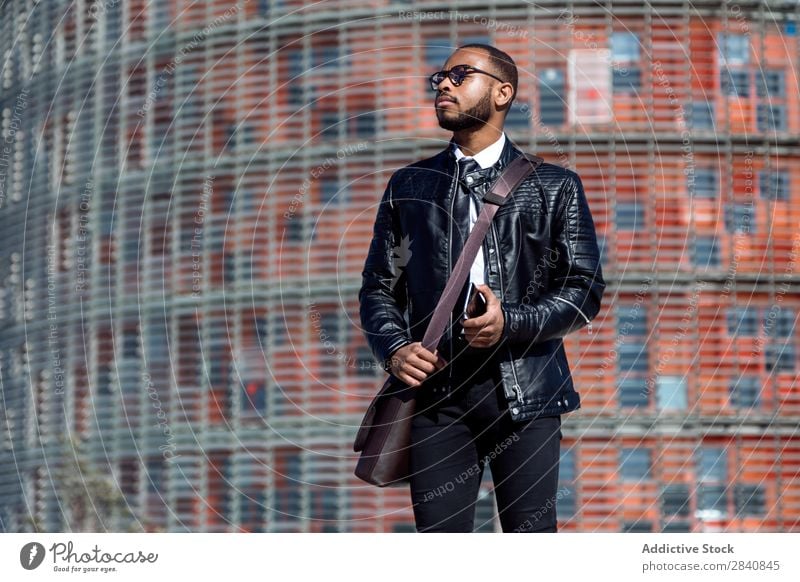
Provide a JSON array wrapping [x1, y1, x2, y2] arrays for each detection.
[[403, 364, 429, 382], [414, 348, 439, 364], [409, 356, 437, 375], [466, 328, 494, 345], [398, 372, 422, 387], [476, 284, 496, 300], [465, 332, 488, 346], [463, 313, 492, 328]]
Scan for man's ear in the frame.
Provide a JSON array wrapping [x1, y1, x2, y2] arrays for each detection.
[[495, 83, 514, 110]]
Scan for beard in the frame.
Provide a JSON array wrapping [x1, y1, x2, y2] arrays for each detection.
[[436, 90, 492, 131]]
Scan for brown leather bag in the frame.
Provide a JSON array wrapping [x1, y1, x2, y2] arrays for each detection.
[[353, 153, 543, 487]]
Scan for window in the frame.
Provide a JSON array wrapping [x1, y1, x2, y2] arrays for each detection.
[[560, 448, 576, 482], [694, 236, 720, 269], [122, 330, 138, 359], [613, 68, 641, 94], [734, 483, 765, 516], [616, 305, 648, 336], [425, 40, 452, 67], [274, 453, 304, 521], [622, 520, 653, 532], [320, 111, 339, 138], [288, 49, 304, 78], [320, 312, 341, 345], [224, 252, 236, 283], [618, 343, 648, 373], [757, 103, 786, 132], [505, 100, 531, 132], [105, 0, 122, 42], [698, 446, 727, 482], [620, 448, 651, 481], [270, 315, 288, 343], [241, 380, 267, 417], [724, 203, 754, 234], [661, 484, 691, 517], [612, 31, 641, 61], [351, 111, 376, 138], [616, 201, 644, 231], [558, 448, 576, 517], [312, 45, 341, 69], [286, 215, 305, 242], [241, 254, 254, 282], [717, 32, 749, 66], [720, 69, 749, 97], [356, 346, 377, 378], [288, 84, 303, 106], [538, 69, 565, 126], [597, 234, 608, 268], [757, 70, 785, 98], [474, 488, 497, 532], [765, 341, 795, 372], [690, 101, 715, 130], [729, 375, 760, 407], [222, 189, 235, 214], [320, 176, 340, 205], [656, 376, 687, 410], [618, 377, 649, 407], [309, 487, 339, 521], [462, 36, 491, 46], [239, 488, 266, 532], [662, 521, 692, 532], [692, 168, 718, 197], [697, 484, 728, 519], [611, 32, 641, 94], [287, 50, 305, 106], [146, 460, 165, 494], [767, 308, 796, 338], [727, 306, 759, 336], [759, 170, 790, 201]]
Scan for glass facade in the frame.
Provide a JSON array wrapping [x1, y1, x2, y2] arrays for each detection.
[[0, 0, 798, 532]]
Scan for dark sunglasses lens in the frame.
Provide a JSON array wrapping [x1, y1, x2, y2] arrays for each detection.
[[449, 66, 464, 83], [430, 72, 445, 89]]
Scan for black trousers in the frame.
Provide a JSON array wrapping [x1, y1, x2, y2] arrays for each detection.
[[409, 347, 562, 533]]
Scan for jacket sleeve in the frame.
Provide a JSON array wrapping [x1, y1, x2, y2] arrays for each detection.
[[358, 175, 413, 371], [500, 170, 606, 344]]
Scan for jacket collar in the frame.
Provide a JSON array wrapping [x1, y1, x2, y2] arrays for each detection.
[[445, 131, 524, 184]]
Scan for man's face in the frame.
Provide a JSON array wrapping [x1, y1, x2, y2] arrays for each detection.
[[433, 49, 501, 132]]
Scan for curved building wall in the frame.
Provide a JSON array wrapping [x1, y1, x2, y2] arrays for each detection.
[[0, 0, 798, 532]]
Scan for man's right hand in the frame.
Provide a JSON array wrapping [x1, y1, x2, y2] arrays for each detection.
[[388, 343, 448, 388]]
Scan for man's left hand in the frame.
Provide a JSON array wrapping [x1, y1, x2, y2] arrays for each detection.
[[461, 284, 504, 348]]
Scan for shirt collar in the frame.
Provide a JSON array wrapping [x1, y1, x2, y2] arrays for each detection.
[[452, 132, 506, 169]]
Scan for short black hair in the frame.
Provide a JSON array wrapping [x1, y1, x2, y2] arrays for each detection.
[[456, 43, 518, 109]]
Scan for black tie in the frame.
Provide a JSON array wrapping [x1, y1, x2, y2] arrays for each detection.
[[452, 157, 482, 324]]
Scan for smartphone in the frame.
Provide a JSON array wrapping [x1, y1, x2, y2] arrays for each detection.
[[462, 283, 487, 320]]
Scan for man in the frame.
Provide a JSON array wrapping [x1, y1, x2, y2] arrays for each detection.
[[358, 44, 606, 532]]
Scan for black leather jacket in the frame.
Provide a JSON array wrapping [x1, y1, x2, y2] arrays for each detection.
[[358, 135, 606, 422]]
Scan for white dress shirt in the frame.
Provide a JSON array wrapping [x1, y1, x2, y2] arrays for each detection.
[[452, 132, 506, 315]]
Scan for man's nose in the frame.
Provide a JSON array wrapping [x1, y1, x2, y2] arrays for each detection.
[[435, 74, 456, 93]]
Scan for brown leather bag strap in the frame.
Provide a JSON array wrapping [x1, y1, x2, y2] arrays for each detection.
[[420, 153, 543, 353]]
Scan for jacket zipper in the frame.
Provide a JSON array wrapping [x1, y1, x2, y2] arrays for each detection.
[[491, 221, 523, 408], [553, 295, 593, 334], [447, 160, 460, 388]]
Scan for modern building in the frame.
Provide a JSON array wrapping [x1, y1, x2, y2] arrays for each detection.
[[0, 0, 798, 532]]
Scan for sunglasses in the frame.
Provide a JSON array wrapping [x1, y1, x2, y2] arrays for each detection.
[[429, 64, 506, 91]]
